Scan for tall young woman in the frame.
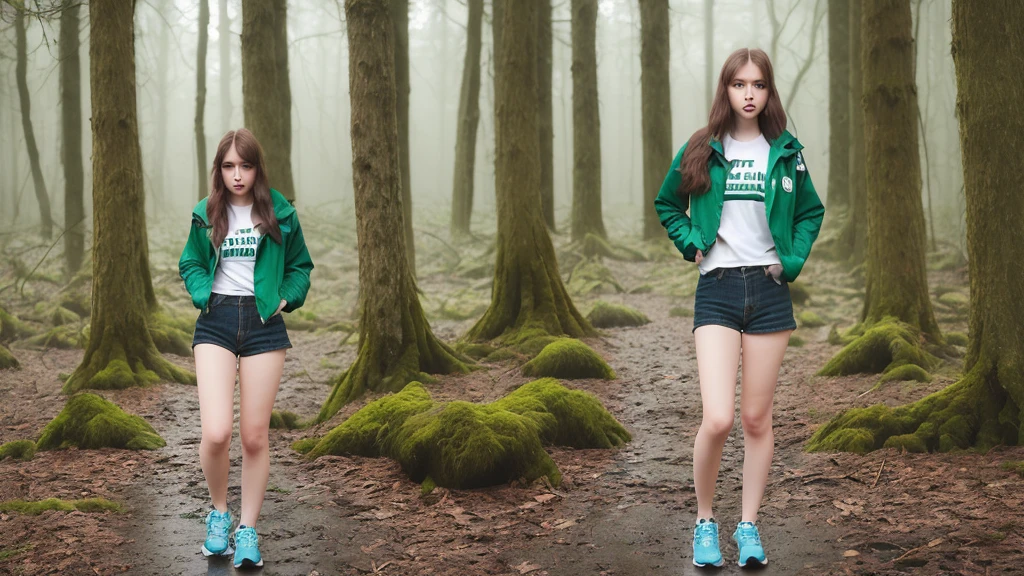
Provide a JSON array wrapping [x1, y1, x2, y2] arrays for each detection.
[[654, 48, 825, 568], [179, 128, 313, 568]]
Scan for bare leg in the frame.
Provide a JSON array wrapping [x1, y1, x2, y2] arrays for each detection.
[[194, 344, 238, 513], [237, 349, 285, 527], [692, 325, 742, 520], [739, 330, 792, 523]]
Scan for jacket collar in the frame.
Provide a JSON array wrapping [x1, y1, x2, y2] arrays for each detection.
[[192, 188, 294, 226]]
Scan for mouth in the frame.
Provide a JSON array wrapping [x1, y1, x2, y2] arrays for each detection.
[[743, 105, 756, 112], [232, 184, 245, 190]]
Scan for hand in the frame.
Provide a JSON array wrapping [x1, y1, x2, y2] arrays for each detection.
[[273, 299, 287, 317], [695, 249, 704, 265], [767, 264, 783, 280]]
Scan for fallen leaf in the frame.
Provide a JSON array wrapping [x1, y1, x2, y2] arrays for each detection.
[[534, 494, 557, 503], [515, 561, 543, 574], [927, 538, 942, 548], [843, 550, 860, 557]]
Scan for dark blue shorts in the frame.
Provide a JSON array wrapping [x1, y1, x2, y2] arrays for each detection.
[[192, 293, 292, 357], [692, 266, 797, 334]]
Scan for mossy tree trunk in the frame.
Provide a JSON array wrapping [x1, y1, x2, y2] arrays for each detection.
[[450, 0, 483, 237], [67, 0, 194, 394], [808, 0, 1024, 454], [219, 0, 232, 132], [241, 0, 296, 202], [195, 0, 210, 201], [466, 0, 595, 345], [60, 0, 85, 275], [837, 0, 867, 265], [154, 0, 171, 201], [703, 0, 714, 113], [537, 0, 555, 232], [570, 0, 606, 242], [639, 0, 672, 242], [15, 1, 53, 239], [826, 0, 850, 213], [319, 0, 469, 423], [391, 0, 416, 273]]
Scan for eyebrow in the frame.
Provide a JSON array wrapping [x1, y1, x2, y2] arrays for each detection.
[[732, 78, 765, 83]]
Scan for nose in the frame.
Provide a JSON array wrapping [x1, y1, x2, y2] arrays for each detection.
[[745, 85, 754, 100], [233, 166, 241, 181]]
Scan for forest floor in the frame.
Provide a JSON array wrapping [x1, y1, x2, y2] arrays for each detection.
[[1, 208, 1022, 576]]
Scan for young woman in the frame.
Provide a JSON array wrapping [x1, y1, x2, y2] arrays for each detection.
[[178, 128, 313, 568], [654, 48, 824, 568]]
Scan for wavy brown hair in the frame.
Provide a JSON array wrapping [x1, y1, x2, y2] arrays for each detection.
[[679, 48, 787, 196], [206, 128, 282, 247]]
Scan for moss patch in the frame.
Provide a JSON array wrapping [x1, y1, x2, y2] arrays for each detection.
[[818, 317, 938, 380], [0, 307, 34, 341], [580, 233, 646, 262], [945, 331, 968, 346], [586, 301, 650, 328], [669, 306, 693, 318], [789, 281, 811, 306], [521, 339, 615, 380], [305, 379, 629, 489], [36, 393, 165, 451], [0, 497, 122, 515], [1001, 461, 1024, 478], [0, 439, 36, 461], [566, 258, 624, 297], [24, 325, 87, 350], [878, 363, 932, 384], [797, 310, 826, 328], [269, 410, 304, 430], [0, 344, 18, 369], [789, 335, 806, 347]]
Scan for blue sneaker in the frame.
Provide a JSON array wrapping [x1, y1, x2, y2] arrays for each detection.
[[201, 509, 233, 557], [733, 521, 768, 567], [692, 518, 724, 567], [233, 525, 263, 568]]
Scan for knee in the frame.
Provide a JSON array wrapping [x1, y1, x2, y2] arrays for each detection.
[[741, 410, 773, 437], [202, 427, 232, 452], [240, 427, 268, 455], [701, 414, 734, 438]]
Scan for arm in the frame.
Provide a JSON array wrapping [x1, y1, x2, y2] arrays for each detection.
[[653, 143, 704, 261], [791, 155, 826, 269], [278, 213, 314, 313], [178, 218, 214, 310]]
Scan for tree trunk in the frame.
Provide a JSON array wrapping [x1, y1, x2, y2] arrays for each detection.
[[241, 0, 296, 202], [195, 0, 210, 201], [704, 0, 714, 114], [826, 0, 850, 211], [538, 0, 555, 232], [838, 0, 867, 265], [320, 0, 468, 422], [219, 0, 232, 131], [809, 0, 1024, 454], [466, 0, 595, 344], [450, 0, 484, 237], [570, 0, 605, 242], [15, 1, 53, 239], [66, 0, 193, 394], [390, 0, 416, 273], [639, 0, 672, 241], [60, 0, 85, 275], [154, 0, 170, 201]]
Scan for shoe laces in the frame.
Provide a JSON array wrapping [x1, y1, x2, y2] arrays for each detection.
[[207, 511, 231, 537], [736, 522, 762, 546], [235, 526, 258, 549], [694, 522, 718, 548]]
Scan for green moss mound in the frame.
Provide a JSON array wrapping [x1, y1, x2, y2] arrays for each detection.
[[58, 291, 90, 317], [1001, 461, 1024, 478], [669, 306, 693, 318], [291, 437, 319, 454], [0, 345, 18, 370], [502, 326, 561, 357], [818, 317, 938, 380], [269, 410, 304, 430], [945, 331, 968, 346], [586, 301, 650, 328], [789, 281, 811, 306], [50, 306, 80, 327], [0, 439, 36, 461], [566, 258, 624, 297], [789, 335, 806, 347], [36, 393, 165, 451], [0, 497, 122, 515], [24, 325, 87, 350], [148, 310, 195, 356], [304, 379, 629, 490], [0, 307, 34, 341], [482, 348, 522, 363], [455, 342, 495, 360], [878, 363, 932, 384], [937, 291, 969, 313], [797, 310, 826, 328], [521, 339, 615, 380]]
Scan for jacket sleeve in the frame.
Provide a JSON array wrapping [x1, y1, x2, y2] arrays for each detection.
[[178, 219, 214, 311], [791, 154, 826, 270], [653, 143, 704, 261], [279, 213, 314, 312]]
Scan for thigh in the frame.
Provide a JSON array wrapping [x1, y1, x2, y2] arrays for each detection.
[[238, 349, 286, 432], [739, 330, 792, 418], [194, 344, 238, 436], [694, 325, 742, 419]]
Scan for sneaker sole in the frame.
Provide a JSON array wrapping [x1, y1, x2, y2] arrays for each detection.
[[234, 558, 264, 568], [738, 556, 768, 568], [201, 544, 234, 557], [693, 558, 725, 567]]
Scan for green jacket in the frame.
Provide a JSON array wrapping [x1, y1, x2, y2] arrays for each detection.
[[653, 130, 825, 282], [178, 189, 314, 323]]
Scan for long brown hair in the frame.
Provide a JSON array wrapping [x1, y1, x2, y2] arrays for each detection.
[[679, 48, 787, 196], [206, 128, 282, 247]]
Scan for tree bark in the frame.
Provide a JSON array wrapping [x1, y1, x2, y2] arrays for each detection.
[[320, 0, 468, 422], [241, 0, 296, 202], [838, 0, 867, 265], [450, 0, 484, 237], [466, 0, 594, 343], [639, 0, 672, 241], [195, 0, 210, 201], [15, 1, 53, 239], [66, 0, 193, 393], [220, 0, 232, 132], [570, 0, 606, 242], [826, 0, 850, 211], [538, 0, 555, 232], [390, 0, 415, 273], [60, 0, 85, 275]]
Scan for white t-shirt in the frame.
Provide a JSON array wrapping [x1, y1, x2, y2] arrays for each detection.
[[699, 133, 781, 274], [211, 203, 261, 296]]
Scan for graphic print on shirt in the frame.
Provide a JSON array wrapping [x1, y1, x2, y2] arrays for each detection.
[[724, 159, 766, 202], [220, 226, 259, 261]]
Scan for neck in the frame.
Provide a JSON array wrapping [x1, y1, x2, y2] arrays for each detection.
[[730, 116, 761, 142], [226, 191, 254, 207]]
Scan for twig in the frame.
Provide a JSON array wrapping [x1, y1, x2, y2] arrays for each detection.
[[872, 458, 886, 488]]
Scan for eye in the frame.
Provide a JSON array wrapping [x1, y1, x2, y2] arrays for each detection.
[[222, 163, 233, 168], [242, 164, 253, 169], [733, 82, 744, 88], [755, 82, 766, 89]]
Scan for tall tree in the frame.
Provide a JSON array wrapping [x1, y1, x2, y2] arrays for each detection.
[[538, 0, 555, 231], [466, 0, 594, 345], [15, 1, 53, 239], [570, 0, 606, 242], [837, 0, 867, 265], [450, 0, 484, 237], [319, 0, 468, 422], [66, 0, 193, 393], [809, 0, 1024, 454], [154, 0, 171, 200], [391, 0, 415, 272], [241, 0, 296, 202], [195, 0, 210, 200], [219, 0, 232, 131], [819, 0, 940, 380], [60, 0, 85, 274], [826, 0, 850, 212], [639, 0, 672, 241], [703, 0, 713, 113]]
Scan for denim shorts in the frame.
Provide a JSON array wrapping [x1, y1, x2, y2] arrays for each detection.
[[192, 293, 292, 357], [692, 266, 797, 334]]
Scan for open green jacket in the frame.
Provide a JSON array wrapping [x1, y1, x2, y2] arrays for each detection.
[[178, 189, 314, 323], [653, 130, 825, 282]]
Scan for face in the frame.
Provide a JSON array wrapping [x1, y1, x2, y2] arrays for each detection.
[[727, 60, 769, 121], [220, 142, 256, 201]]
